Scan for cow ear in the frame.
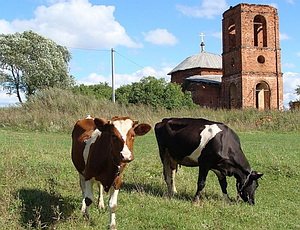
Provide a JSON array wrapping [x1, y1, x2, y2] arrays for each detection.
[[134, 123, 151, 136], [250, 171, 263, 180], [94, 118, 108, 131]]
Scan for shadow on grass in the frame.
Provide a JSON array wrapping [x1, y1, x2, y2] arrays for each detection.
[[122, 182, 165, 197], [122, 182, 232, 203], [17, 188, 76, 229], [122, 182, 195, 201]]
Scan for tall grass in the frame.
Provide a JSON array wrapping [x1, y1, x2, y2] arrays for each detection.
[[0, 88, 299, 132]]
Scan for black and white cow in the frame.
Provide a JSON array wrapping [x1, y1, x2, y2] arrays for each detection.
[[154, 117, 263, 205]]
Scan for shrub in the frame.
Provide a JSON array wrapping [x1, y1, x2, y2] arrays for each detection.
[[116, 76, 196, 110], [72, 83, 112, 100]]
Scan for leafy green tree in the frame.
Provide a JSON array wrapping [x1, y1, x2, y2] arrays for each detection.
[[115, 84, 132, 104], [0, 30, 74, 103], [72, 83, 112, 100], [296, 85, 300, 98], [116, 76, 195, 109]]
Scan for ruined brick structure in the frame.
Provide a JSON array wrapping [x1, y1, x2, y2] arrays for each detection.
[[169, 3, 283, 110]]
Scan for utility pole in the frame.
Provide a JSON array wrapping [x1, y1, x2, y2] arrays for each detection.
[[111, 48, 115, 103]]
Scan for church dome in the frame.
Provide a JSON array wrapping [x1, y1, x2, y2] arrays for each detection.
[[168, 51, 222, 75]]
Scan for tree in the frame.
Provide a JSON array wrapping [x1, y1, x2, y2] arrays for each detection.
[[116, 76, 195, 109], [72, 83, 112, 100], [296, 85, 300, 97], [0, 30, 74, 103]]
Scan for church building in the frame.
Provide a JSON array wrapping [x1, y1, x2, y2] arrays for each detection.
[[169, 3, 283, 110]]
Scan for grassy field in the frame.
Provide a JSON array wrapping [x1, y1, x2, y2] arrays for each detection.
[[0, 128, 299, 230]]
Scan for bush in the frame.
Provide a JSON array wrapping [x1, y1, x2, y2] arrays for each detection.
[[116, 76, 196, 110], [72, 82, 112, 100]]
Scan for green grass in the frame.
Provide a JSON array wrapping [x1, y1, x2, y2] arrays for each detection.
[[0, 129, 299, 229]]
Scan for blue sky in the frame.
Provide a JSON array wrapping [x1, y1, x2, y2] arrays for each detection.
[[1, 0, 300, 108]]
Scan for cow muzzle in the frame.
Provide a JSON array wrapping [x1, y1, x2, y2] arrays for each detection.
[[120, 145, 133, 162]]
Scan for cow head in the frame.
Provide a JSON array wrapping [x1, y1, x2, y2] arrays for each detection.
[[238, 171, 263, 205], [94, 116, 151, 163]]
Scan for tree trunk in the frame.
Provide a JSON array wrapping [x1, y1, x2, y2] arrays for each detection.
[[16, 87, 23, 104]]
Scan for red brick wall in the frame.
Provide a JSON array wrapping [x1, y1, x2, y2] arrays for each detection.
[[222, 3, 283, 110], [186, 82, 220, 108]]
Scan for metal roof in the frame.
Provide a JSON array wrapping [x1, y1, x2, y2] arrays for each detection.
[[186, 75, 222, 85], [168, 51, 222, 75]]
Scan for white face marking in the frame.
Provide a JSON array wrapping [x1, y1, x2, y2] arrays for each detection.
[[85, 114, 93, 119], [112, 119, 134, 161], [186, 124, 222, 163], [83, 129, 101, 165]]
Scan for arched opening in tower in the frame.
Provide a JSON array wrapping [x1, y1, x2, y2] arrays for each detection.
[[256, 82, 270, 110]]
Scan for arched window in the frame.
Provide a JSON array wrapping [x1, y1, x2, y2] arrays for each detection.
[[254, 15, 267, 47], [256, 82, 270, 110], [228, 19, 236, 49]]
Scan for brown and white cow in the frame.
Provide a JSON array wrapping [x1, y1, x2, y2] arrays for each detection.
[[154, 117, 263, 205], [71, 115, 151, 229]]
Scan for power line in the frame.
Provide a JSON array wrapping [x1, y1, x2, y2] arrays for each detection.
[[114, 50, 144, 69], [67, 46, 145, 70]]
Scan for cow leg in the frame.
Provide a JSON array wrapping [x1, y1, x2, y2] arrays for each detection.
[[79, 173, 85, 198], [212, 170, 230, 202], [108, 187, 119, 230], [194, 167, 209, 203], [81, 179, 94, 218], [163, 151, 178, 197], [97, 182, 105, 209]]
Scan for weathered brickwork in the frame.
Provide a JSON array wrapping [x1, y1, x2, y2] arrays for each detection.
[[170, 3, 283, 110], [222, 3, 283, 110], [185, 82, 220, 108]]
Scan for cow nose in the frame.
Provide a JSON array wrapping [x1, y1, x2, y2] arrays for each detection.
[[248, 199, 255, 205], [120, 145, 133, 162], [121, 153, 133, 162]]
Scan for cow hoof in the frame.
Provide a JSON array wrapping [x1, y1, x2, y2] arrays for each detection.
[[222, 194, 232, 204], [109, 224, 117, 230], [83, 212, 90, 220], [98, 202, 105, 210], [192, 197, 202, 206], [98, 204, 105, 210]]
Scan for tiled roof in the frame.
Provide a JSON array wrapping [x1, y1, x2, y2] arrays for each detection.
[[168, 51, 222, 75]]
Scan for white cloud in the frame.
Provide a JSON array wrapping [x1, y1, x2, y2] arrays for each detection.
[[143, 29, 178, 46], [176, 0, 228, 19], [283, 62, 296, 69], [0, 91, 20, 106], [77, 65, 172, 88], [268, 3, 279, 9], [283, 72, 300, 107], [280, 33, 290, 41], [0, 20, 14, 34], [115, 66, 171, 87], [76, 73, 108, 85], [211, 31, 222, 40], [0, 0, 141, 49]]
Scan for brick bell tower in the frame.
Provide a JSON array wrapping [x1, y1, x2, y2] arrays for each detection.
[[221, 3, 283, 110]]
